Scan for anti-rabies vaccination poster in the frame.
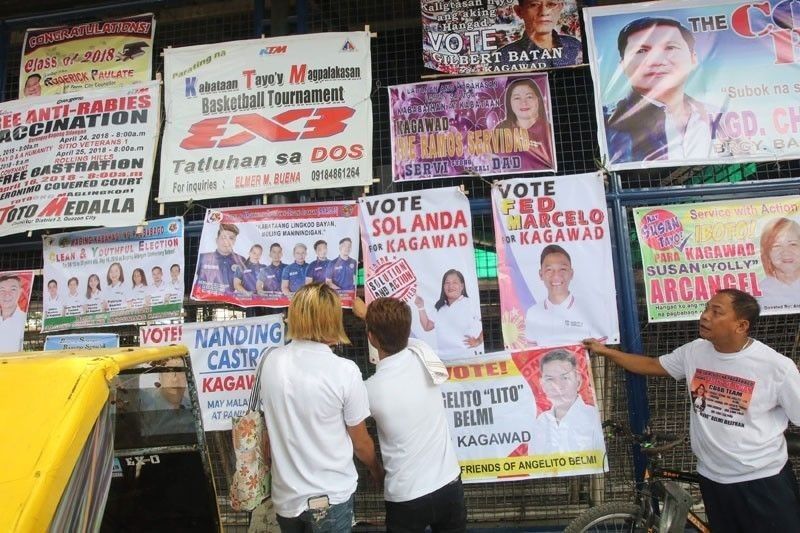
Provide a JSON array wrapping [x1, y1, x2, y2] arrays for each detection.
[[422, 0, 582, 75], [190, 202, 359, 308], [359, 187, 484, 362], [0, 269, 34, 353], [389, 74, 556, 181], [634, 195, 800, 321], [0, 81, 160, 237], [444, 347, 606, 483], [20, 14, 155, 98], [584, 0, 800, 171], [492, 173, 619, 350], [140, 315, 284, 431], [160, 32, 372, 202], [42, 217, 184, 332]]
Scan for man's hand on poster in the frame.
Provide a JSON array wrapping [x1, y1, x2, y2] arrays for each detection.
[[582, 337, 609, 355]]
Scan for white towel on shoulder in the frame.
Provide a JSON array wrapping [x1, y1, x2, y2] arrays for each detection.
[[407, 338, 448, 385]]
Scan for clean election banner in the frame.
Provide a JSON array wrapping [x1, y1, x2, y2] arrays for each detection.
[[160, 33, 372, 202], [444, 347, 606, 483], [584, 0, 800, 171], [44, 333, 119, 350], [142, 315, 285, 432], [422, 0, 583, 75], [390, 74, 556, 181], [42, 217, 184, 332], [359, 187, 484, 362], [492, 173, 619, 349], [634, 196, 800, 321], [0, 81, 160, 237], [0, 270, 34, 353], [190, 202, 359, 308], [20, 14, 155, 98]]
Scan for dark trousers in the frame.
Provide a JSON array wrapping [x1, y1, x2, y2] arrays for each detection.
[[699, 462, 800, 533], [384, 478, 467, 533]]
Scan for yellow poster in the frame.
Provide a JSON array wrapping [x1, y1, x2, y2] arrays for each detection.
[[20, 13, 155, 98]]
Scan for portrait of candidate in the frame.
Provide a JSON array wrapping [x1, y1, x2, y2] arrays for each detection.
[[326, 238, 357, 292], [757, 217, 800, 309], [498, 0, 582, 70], [23, 73, 42, 98], [530, 348, 604, 454], [495, 78, 554, 169], [604, 17, 729, 165], [524, 244, 590, 347], [257, 243, 286, 294], [0, 274, 27, 353], [195, 223, 246, 293], [281, 243, 308, 297]]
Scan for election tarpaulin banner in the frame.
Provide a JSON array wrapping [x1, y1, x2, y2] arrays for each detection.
[[141, 315, 285, 432], [422, 0, 583, 75], [20, 14, 155, 98], [0, 81, 161, 237], [634, 196, 800, 321], [359, 187, 485, 362], [160, 33, 372, 202], [190, 202, 360, 308], [389, 74, 556, 181], [492, 173, 619, 350], [0, 270, 34, 354], [444, 346, 606, 483], [44, 333, 120, 350], [42, 217, 184, 332], [585, 0, 800, 172]]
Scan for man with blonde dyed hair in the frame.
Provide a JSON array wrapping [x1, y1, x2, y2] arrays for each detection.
[[260, 284, 383, 532]]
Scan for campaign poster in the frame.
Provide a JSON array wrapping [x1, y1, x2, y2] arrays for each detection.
[[0, 270, 33, 353], [42, 217, 184, 332], [422, 0, 582, 75], [390, 74, 556, 181], [190, 203, 359, 308], [584, 0, 800, 171], [141, 315, 284, 432], [160, 33, 372, 202], [359, 187, 484, 362], [634, 196, 800, 321], [20, 14, 155, 98], [492, 173, 619, 350], [0, 81, 161, 237], [444, 347, 606, 483], [44, 333, 120, 350]]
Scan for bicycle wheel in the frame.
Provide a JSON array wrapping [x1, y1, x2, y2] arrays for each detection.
[[564, 502, 646, 533]]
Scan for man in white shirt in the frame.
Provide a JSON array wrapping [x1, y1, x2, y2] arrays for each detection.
[[149, 266, 170, 306], [63, 277, 83, 316], [0, 274, 27, 353], [584, 289, 800, 532], [362, 297, 466, 532], [167, 263, 183, 303], [44, 278, 62, 319], [531, 349, 605, 456], [525, 245, 591, 347]]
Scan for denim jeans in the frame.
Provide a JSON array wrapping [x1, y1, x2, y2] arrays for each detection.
[[276, 493, 354, 533], [384, 477, 467, 533]]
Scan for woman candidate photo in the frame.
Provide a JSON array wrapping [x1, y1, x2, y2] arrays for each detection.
[[414, 269, 484, 361], [495, 78, 554, 170], [758, 217, 800, 309]]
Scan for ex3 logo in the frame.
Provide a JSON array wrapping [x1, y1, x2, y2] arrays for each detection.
[[179, 106, 355, 149]]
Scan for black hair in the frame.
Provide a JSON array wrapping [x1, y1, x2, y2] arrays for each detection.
[[617, 17, 695, 58], [716, 289, 760, 332], [540, 244, 571, 266]]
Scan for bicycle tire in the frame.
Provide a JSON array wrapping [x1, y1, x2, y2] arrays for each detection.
[[564, 502, 646, 533]]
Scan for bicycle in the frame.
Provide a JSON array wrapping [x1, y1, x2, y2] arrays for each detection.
[[565, 422, 800, 533], [564, 421, 706, 533]]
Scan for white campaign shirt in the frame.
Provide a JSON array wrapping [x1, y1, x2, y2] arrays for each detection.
[[531, 398, 605, 455], [106, 282, 127, 311], [426, 296, 483, 361], [660, 338, 800, 483], [84, 291, 105, 314], [365, 347, 460, 502], [524, 295, 592, 348], [261, 340, 370, 517], [149, 281, 169, 306], [44, 296, 62, 318], [63, 292, 83, 316], [0, 307, 26, 352]]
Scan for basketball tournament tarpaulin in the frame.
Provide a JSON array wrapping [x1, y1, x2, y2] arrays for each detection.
[[160, 33, 373, 202]]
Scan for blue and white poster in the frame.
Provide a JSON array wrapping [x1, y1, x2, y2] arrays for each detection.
[[44, 333, 120, 350], [584, 0, 800, 170]]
